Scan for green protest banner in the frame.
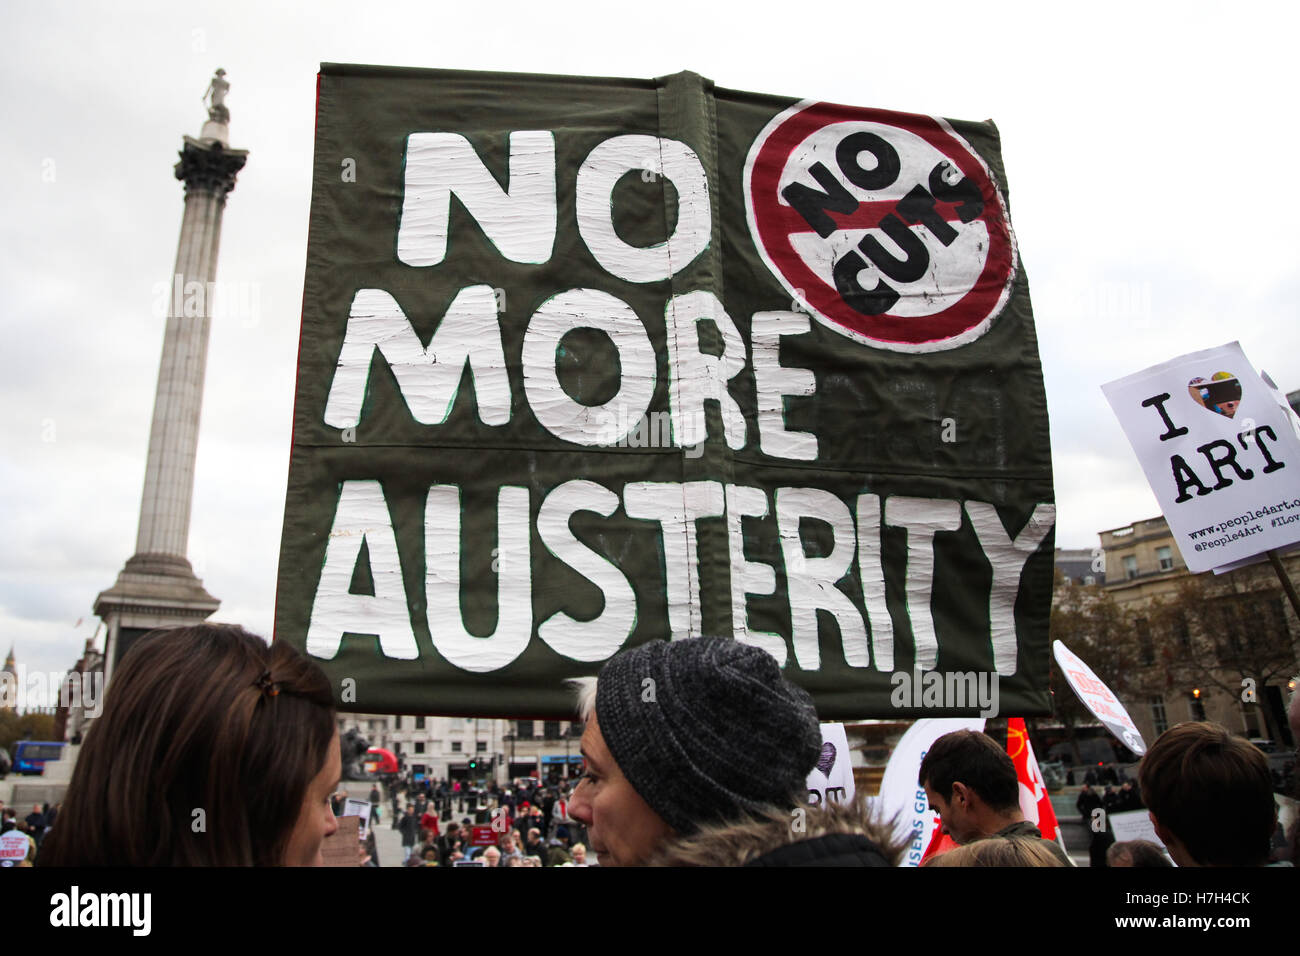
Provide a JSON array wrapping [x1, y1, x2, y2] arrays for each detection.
[[275, 64, 1055, 718]]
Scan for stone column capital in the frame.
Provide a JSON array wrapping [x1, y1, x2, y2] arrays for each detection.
[[174, 136, 249, 197]]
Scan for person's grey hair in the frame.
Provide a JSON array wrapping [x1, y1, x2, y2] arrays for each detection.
[[568, 676, 597, 721], [1107, 839, 1172, 867]]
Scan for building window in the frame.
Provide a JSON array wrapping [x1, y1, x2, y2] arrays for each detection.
[[451, 741, 462, 753], [1241, 598, 1287, 656], [1207, 597, 1270, 660], [395, 716, 402, 730], [476, 741, 487, 753], [415, 742, 425, 754], [516, 720, 535, 740], [1156, 546, 1173, 571], [1123, 555, 1138, 580], [1136, 618, 1154, 666], [1150, 696, 1168, 736], [544, 720, 562, 740]]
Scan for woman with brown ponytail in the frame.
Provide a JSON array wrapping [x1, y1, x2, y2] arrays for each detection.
[[39, 624, 340, 866]]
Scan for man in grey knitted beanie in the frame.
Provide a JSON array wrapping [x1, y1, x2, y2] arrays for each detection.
[[568, 636, 822, 866]]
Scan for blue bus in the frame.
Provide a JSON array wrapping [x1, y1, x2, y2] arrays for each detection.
[[13, 741, 65, 775]]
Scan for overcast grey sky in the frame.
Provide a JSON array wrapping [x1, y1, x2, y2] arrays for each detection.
[[3, 0, 1296, 680]]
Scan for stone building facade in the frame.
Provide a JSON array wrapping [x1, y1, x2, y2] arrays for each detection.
[[335, 714, 582, 782], [1094, 515, 1298, 747]]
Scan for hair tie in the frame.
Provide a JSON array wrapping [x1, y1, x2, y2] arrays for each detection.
[[254, 670, 280, 697]]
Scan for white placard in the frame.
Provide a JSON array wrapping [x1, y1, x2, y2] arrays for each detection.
[[1108, 808, 1173, 865], [875, 717, 985, 866], [1102, 342, 1300, 573], [0, 830, 30, 863], [806, 723, 855, 807], [342, 796, 371, 840], [1053, 641, 1146, 755]]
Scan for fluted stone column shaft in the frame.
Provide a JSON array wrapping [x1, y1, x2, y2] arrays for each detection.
[[134, 184, 228, 558]]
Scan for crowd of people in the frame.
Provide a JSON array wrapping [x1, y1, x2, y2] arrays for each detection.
[[1076, 778, 1146, 867], [367, 775, 593, 866], [7, 623, 1295, 868], [0, 800, 58, 867]]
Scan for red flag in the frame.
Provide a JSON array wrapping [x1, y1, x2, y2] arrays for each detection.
[[919, 822, 959, 864], [1005, 718, 1062, 844]]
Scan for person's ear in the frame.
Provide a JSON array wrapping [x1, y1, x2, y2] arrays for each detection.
[[1148, 813, 1185, 865]]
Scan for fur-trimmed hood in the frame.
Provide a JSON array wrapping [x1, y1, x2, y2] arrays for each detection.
[[645, 796, 903, 867]]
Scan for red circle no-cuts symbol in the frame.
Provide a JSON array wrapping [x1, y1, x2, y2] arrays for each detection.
[[745, 101, 1017, 351]]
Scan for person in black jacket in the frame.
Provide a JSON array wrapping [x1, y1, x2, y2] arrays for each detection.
[[436, 822, 463, 866], [1076, 785, 1113, 867], [398, 805, 420, 863], [24, 805, 45, 848]]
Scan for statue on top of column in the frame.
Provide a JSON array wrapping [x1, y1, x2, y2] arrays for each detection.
[[204, 69, 230, 124]]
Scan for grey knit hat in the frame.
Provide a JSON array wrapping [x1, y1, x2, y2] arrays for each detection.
[[594, 637, 822, 835]]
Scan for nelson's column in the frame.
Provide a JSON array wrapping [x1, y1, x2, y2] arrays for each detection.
[[95, 70, 248, 685]]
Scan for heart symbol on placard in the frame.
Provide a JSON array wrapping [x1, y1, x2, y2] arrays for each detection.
[[816, 742, 836, 776], [1187, 372, 1242, 418]]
